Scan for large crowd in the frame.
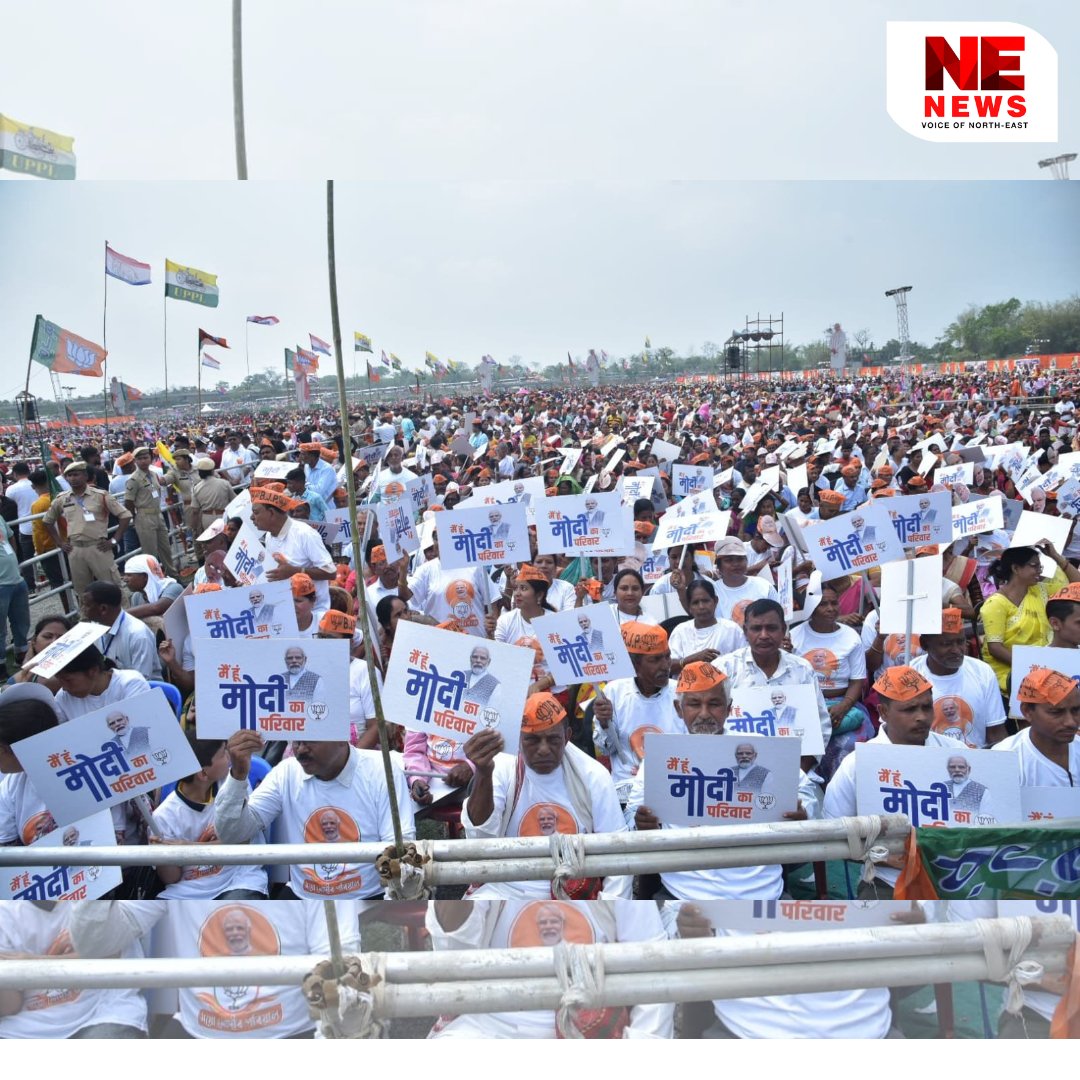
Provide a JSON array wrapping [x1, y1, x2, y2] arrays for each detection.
[[1, 368, 1079, 1040]]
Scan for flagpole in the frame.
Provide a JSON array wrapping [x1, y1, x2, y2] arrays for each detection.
[[102, 241, 110, 436], [197, 337, 203, 413], [163, 291, 169, 408], [232, 0, 248, 181], [245, 319, 250, 378], [327, 179, 405, 857]]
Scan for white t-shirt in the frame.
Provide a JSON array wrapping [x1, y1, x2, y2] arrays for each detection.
[[994, 728, 1080, 786], [667, 618, 744, 661], [712, 576, 778, 626], [910, 654, 1007, 748], [790, 622, 867, 695], [494, 608, 562, 692], [53, 669, 151, 723], [261, 518, 335, 610], [860, 609, 923, 681], [407, 558, 501, 635], [592, 678, 682, 791]]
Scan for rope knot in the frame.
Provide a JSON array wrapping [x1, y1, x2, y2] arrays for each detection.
[[376, 841, 432, 900]]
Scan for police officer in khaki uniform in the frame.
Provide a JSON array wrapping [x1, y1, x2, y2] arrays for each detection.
[[162, 447, 197, 545], [42, 460, 132, 598], [124, 447, 177, 577], [191, 456, 234, 533]]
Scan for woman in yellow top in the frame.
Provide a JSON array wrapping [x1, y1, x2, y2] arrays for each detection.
[[980, 541, 1079, 691]]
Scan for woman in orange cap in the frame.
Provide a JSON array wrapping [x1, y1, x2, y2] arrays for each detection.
[[494, 564, 563, 700], [291, 572, 319, 637]]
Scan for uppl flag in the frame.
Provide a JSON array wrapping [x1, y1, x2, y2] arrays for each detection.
[[310, 333, 331, 356], [199, 329, 229, 351], [0, 114, 76, 179], [389, 353, 403, 371], [105, 245, 151, 286], [247, 314, 279, 325], [165, 259, 219, 307], [354, 332, 373, 353], [30, 316, 106, 376], [201, 353, 221, 370], [156, 441, 176, 468]]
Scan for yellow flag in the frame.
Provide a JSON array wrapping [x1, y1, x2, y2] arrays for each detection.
[[156, 440, 176, 468]]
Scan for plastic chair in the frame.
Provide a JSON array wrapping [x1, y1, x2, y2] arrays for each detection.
[[148, 680, 183, 719]]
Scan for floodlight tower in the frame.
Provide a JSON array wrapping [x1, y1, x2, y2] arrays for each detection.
[[885, 285, 914, 390], [1038, 154, 1076, 180]]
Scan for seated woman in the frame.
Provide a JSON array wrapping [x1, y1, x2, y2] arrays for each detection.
[[4, 615, 70, 693], [667, 578, 743, 676], [610, 568, 659, 626]]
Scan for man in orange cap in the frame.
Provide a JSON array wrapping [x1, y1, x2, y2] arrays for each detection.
[[251, 487, 336, 611], [996, 666, 1080, 788], [460, 691, 630, 898], [815, 487, 846, 522], [909, 608, 1007, 748], [823, 664, 965, 897], [832, 462, 868, 513], [1046, 583, 1080, 649], [592, 622, 683, 800], [298, 441, 339, 503]]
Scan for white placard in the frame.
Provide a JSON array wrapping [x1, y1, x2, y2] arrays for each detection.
[[666, 491, 718, 519], [14, 691, 199, 825], [559, 446, 583, 475], [162, 586, 192, 651], [26, 621, 109, 678], [726, 683, 825, 756], [195, 638, 351, 740], [533, 604, 634, 686], [951, 496, 1005, 541], [534, 492, 633, 557], [0, 811, 121, 901], [713, 467, 734, 490], [436, 502, 530, 572], [639, 592, 688, 623], [855, 743, 1022, 828], [671, 463, 712, 500], [621, 475, 655, 504], [253, 459, 295, 480], [375, 498, 419, 563], [1018, 787, 1080, 825], [878, 491, 954, 549], [785, 463, 808, 497], [879, 555, 944, 635], [312, 518, 344, 545], [935, 461, 975, 487], [776, 551, 794, 620], [222, 487, 252, 523], [695, 899, 916, 931], [652, 510, 731, 551], [801, 505, 906, 578], [184, 579, 299, 640], [382, 622, 534, 755], [1011, 510, 1073, 578], [643, 733, 802, 828], [224, 520, 269, 585], [1008, 645, 1080, 717], [640, 548, 670, 584]]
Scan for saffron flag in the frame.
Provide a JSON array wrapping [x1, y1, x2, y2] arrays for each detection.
[[105, 245, 151, 286], [126, 383, 143, 401], [165, 260, 219, 307], [30, 316, 106, 376], [248, 315, 280, 325], [354, 332, 373, 353], [64, 404, 80, 425], [199, 329, 229, 351], [201, 353, 221, 370], [0, 114, 76, 180], [295, 346, 320, 372], [310, 333, 331, 355]]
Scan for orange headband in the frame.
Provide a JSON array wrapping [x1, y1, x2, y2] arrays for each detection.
[[319, 610, 356, 635], [515, 564, 548, 583]]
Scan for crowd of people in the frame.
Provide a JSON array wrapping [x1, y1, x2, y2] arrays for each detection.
[[2, 367, 1079, 1039]]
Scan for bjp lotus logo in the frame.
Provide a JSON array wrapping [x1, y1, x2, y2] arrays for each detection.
[[308, 702, 328, 721]]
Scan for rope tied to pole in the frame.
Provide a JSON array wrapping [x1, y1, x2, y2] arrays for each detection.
[[550, 833, 587, 899], [843, 814, 889, 883], [976, 917, 1043, 1016], [303, 954, 386, 1039], [554, 943, 606, 1039], [376, 841, 432, 899]]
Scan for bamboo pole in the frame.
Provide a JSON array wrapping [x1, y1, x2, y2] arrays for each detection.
[[231, 0, 248, 180]]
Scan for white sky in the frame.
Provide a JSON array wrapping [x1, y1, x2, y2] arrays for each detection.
[[0, 0, 1076, 181], [1, 180, 1077, 401]]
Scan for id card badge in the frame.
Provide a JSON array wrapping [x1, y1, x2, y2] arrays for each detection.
[[83, 510, 97, 522]]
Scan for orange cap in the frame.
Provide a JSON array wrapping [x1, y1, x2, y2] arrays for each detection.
[[621, 621, 669, 655], [691, 453, 710, 465], [906, 475, 928, 489], [298, 442, 321, 452], [1017, 666, 1078, 706], [291, 573, 316, 598], [521, 692, 567, 733], [841, 464, 860, 478], [675, 661, 728, 695], [116, 453, 135, 467], [193, 582, 222, 594], [819, 489, 846, 506], [319, 610, 357, 635], [515, 563, 548, 583], [251, 488, 301, 513], [634, 520, 657, 540], [515, 636, 545, 662], [916, 545, 940, 557], [940, 607, 964, 635], [873, 665, 933, 701], [1049, 583, 1080, 604], [369, 545, 387, 565]]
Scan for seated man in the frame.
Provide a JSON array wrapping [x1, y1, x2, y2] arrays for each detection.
[[627, 662, 819, 900], [994, 665, 1080, 785], [822, 665, 965, 899], [215, 728, 414, 900], [462, 693, 630, 898], [425, 899, 674, 1038], [82, 580, 163, 680], [68, 900, 360, 1040]]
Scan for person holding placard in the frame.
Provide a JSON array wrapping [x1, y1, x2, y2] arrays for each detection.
[[251, 488, 336, 613], [667, 578, 743, 676], [711, 537, 778, 627], [492, 564, 562, 700], [52, 644, 151, 724], [995, 666, 1080, 786], [980, 543, 1077, 692]]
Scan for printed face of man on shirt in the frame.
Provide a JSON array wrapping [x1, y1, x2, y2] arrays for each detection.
[[536, 902, 567, 945], [222, 909, 255, 955], [285, 648, 307, 675], [319, 809, 342, 842], [536, 805, 559, 835]]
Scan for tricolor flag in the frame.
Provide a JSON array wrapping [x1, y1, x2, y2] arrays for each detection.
[[105, 245, 151, 286], [354, 332, 373, 354], [310, 333, 331, 356], [165, 260, 219, 307], [0, 115, 76, 180], [389, 353, 403, 371], [247, 315, 280, 326], [199, 329, 230, 351], [30, 315, 106, 377], [295, 346, 320, 372], [201, 353, 221, 370]]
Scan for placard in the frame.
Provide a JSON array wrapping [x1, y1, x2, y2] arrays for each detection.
[[935, 461, 975, 487], [951, 496, 1005, 541], [184, 579, 299, 640], [665, 491, 718, 519], [726, 684, 825, 756], [621, 475, 656, 504], [695, 899, 916, 931], [224, 520, 269, 586], [195, 638, 351, 740], [640, 548, 670, 584], [652, 509, 731, 551], [879, 555, 944, 635], [855, 743, 1022, 828], [650, 437, 682, 463], [253, 459, 296, 480], [534, 492, 633, 557], [26, 621, 109, 678], [1011, 510, 1072, 578], [878, 491, 953, 549], [14, 691, 199, 826], [222, 487, 252, 523], [643, 733, 801, 828], [671, 463, 712, 500], [1008, 645, 1080, 717], [375, 497, 419, 563], [1018, 787, 1080, 825], [559, 446, 583, 475], [382, 622, 535, 755], [801, 505, 906, 578], [0, 811, 121, 901], [437, 502, 530, 572], [533, 604, 635, 686], [776, 551, 794, 620], [640, 592, 687, 623]]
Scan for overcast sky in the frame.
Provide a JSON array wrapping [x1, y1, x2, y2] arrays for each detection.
[[1, 0, 1077, 181], [1, 179, 1077, 402]]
